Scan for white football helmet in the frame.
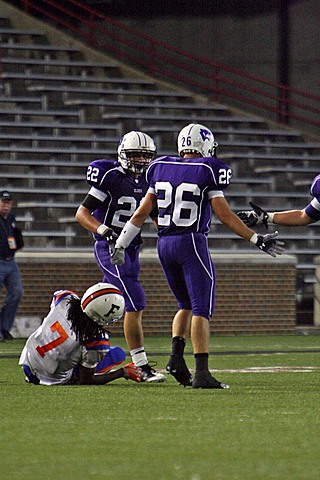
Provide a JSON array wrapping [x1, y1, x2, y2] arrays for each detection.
[[118, 131, 156, 175], [177, 123, 218, 157], [81, 283, 125, 326]]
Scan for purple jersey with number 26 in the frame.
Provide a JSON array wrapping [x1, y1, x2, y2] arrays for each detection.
[[146, 155, 233, 319], [146, 155, 232, 236]]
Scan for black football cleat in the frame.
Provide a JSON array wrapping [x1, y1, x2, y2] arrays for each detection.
[[192, 371, 230, 389], [166, 354, 193, 387]]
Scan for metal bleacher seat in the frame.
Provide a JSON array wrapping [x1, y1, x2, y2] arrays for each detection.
[[26, 84, 193, 100], [0, 42, 82, 56], [253, 165, 319, 191], [0, 120, 120, 136], [219, 152, 320, 178], [255, 166, 319, 174], [220, 152, 320, 164], [0, 132, 119, 148], [1, 57, 119, 73], [0, 107, 81, 122], [0, 95, 42, 107], [67, 97, 227, 111], [0, 27, 47, 43], [0, 15, 319, 279], [0, 145, 114, 160], [0, 158, 102, 171], [1, 72, 156, 87]]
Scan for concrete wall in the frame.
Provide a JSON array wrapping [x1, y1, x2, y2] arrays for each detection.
[[118, 0, 320, 95]]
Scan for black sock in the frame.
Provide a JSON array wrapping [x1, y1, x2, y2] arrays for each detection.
[[172, 336, 186, 356], [194, 353, 209, 372]]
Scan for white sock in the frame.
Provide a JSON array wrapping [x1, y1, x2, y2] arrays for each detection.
[[130, 347, 148, 367]]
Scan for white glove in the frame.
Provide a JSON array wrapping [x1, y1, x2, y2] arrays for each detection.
[[111, 247, 125, 266], [251, 232, 285, 257]]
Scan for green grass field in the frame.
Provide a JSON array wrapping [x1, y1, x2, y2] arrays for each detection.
[[1, 335, 320, 480]]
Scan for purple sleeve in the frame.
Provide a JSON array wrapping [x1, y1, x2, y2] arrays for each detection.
[[305, 175, 320, 221], [86, 159, 118, 190], [310, 174, 320, 198], [305, 199, 320, 221], [206, 157, 233, 192]]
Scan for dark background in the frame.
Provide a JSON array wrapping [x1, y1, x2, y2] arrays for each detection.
[[85, 0, 305, 17]]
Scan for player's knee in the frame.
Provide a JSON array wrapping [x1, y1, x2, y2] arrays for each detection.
[[192, 308, 211, 320]]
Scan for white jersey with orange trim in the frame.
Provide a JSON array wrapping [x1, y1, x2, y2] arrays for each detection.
[[19, 290, 110, 385]]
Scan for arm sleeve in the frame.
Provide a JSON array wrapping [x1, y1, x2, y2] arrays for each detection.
[[81, 193, 103, 212], [208, 190, 224, 200], [305, 198, 320, 221]]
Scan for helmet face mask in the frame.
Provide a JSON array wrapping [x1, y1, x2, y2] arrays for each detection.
[[177, 123, 218, 158], [81, 283, 125, 327], [121, 151, 154, 176], [118, 131, 156, 176]]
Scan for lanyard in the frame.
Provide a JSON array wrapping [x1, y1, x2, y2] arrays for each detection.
[[0, 214, 12, 237]]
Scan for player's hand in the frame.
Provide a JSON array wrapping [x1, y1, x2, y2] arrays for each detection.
[[111, 247, 125, 265], [103, 227, 119, 244], [237, 202, 269, 229], [123, 362, 142, 383], [255, 232, 285, 257]]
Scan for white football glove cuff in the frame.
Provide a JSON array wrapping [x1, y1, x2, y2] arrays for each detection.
[[249, 233, 258, 245], [115, 221, 141, 249], [96, 224, 110, 236]]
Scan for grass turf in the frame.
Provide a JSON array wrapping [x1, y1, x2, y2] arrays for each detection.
[[1, 335, 319, 480]]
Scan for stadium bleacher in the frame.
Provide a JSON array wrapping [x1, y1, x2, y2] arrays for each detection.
[[0, 12, 319, 300]]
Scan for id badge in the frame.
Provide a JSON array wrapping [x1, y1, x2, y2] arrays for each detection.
[[7, 236, 17, 250]]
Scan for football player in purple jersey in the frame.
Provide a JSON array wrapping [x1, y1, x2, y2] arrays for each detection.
[[75, 131, 166, 383], [111, 124, 284, 389], [237, 174, 320, 227]]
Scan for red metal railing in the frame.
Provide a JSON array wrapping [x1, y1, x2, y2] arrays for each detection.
[[2, 0, 320, 132]]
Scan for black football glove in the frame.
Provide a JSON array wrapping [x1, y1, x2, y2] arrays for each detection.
[[102, 227, 119, 244], [237, 202, 269, 229], [254, 232, 285, 257]]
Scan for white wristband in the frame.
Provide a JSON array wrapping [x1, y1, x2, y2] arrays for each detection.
[[250, 233, 258, 244], [96, 224, 109, 236], [116, 221, 141, 248], [267, 212, 275, 223]]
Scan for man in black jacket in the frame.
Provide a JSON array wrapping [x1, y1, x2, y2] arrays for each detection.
[[0, 191, 23, 341]]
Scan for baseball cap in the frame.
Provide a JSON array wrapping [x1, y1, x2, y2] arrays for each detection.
[[0, 191, 12, 201]]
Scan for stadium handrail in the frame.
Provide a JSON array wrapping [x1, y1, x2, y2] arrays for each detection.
[[2, 0, 319, 131]]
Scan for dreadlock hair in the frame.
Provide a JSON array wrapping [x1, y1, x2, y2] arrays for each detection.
[[67, 296, 105, 345]]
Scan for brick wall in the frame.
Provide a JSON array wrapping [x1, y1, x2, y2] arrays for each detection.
[[4, 251, 297, 336]]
